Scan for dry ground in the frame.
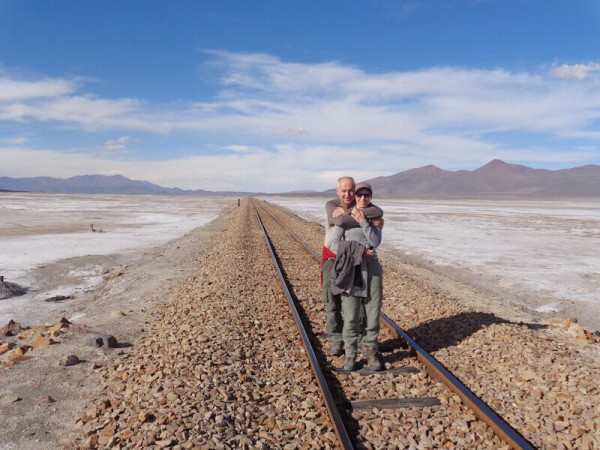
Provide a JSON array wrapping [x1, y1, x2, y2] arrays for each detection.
[[0, 203, 598, 449], [0, 214, 225, 449]]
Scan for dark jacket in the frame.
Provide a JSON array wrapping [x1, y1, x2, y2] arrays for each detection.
[[330, 240, 365, 296]]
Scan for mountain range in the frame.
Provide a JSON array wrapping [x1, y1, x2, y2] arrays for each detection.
[[1, 160, 599, 198], [360, 159, 600, 199], [0, 174, 246, 196]]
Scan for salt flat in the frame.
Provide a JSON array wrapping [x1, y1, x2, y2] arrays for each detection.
[[1, 193, 599, 331], [264, 196, 600, 331], [0, 193, 233, 324]]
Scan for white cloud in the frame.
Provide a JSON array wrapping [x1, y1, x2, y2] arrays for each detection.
[[0, 76, 75, 101], [0, 135, 29, 145], [0, 95, 141, 130], [223, 145, 255, 152], [278, 126, 308, 137], [208, 50, 364, 94], [2, 55, 600, 141], [100, 136, 133, 151], [550, 63, 600, 81]]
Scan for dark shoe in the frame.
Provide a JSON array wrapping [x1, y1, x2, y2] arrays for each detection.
[[329, 341, 344, 356], [343, 355, 357, 371], [366, 348, 384, 371]]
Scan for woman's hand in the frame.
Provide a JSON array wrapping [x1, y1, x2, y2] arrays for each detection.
[[363, 247, 375, 257], [371, 217, 384, 229], [351, 207, 366, 223]]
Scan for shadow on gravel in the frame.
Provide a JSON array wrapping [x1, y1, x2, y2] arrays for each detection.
[[382, 349, 413, 365], [115, 342, 133, 349], [379, 337, 412, 364], [406, 311, 547, 353]]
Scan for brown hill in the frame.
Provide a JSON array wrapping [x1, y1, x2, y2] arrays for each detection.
[[367, 165, 452, 197], [362, 160, 600, 199]]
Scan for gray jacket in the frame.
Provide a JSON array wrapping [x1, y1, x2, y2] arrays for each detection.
[[330, 219, 382, 297], [329, 240, 366, 296]]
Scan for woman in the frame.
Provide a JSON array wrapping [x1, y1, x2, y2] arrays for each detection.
[[329, 182, 384, 371]]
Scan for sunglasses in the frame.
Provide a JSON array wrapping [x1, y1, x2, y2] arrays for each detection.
[[356, 192, 371, 198]]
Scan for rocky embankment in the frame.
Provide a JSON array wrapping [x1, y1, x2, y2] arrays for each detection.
[[266, 200, 600, 449], [0, 199, 599, 449], [379, 258, 599, 449]]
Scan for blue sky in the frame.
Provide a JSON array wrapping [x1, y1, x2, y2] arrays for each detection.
[[1, 0, 600, 192]]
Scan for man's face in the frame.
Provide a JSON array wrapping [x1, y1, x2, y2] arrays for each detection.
[[336, 179, 355, 208]]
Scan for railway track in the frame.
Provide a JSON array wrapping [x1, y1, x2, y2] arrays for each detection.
[[252, 198, 535, 449]]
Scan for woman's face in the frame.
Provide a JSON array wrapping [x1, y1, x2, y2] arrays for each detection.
[[355, 190, 372, 208]]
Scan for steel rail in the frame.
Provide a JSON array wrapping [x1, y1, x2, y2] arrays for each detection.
[[251, 201, 354, 450], [258, 199, 536, 450], [379, 313, 535, 450], [255, 202, 321, 261]]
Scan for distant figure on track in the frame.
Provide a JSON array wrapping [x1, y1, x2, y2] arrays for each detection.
[[329, 181, 385, 371], [321, 176, 383, 360]]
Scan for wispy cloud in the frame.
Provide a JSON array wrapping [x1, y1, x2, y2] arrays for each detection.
[[0, 135, 29, 145], [550, 63, 600, 81], [223, 144, 256, 152], [100, 136, 134, 151], [0, 75, 75, 101], [0, 95, 141, 130], [1, 52, 600, 191]]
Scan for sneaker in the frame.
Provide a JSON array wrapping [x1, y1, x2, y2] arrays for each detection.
[[365, 348, 384, 371], [329, 341, 344, 356], [343, 355, 357, 371]]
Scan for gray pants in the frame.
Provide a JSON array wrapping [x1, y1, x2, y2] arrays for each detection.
[[322, 257, 367, 345], [341, 257, 383, 357], [322, 258, 343, 344]]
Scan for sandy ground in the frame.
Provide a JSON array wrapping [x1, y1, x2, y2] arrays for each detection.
[[385, 247, 600, 332], [0, 214, 224, 449]]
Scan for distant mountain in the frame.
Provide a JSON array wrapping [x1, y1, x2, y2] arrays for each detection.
[[366, 164, 453, 197], [322, 160, 600, 199], [0, 174, 247, 196], [2, 160, 599, 198]]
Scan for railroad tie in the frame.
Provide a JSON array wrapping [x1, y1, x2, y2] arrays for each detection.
[[351, 397, 442, 410]]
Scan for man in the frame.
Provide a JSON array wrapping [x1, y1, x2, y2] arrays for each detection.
[[322, 176, 383, 356], [329, 182, 385, 371]]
